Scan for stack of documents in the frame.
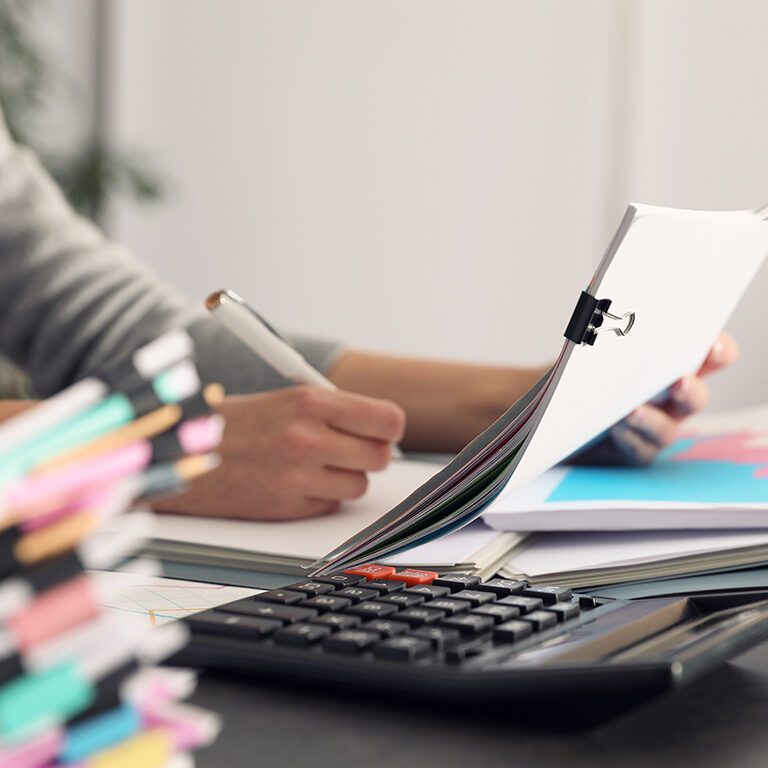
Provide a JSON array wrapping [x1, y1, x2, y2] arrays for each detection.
[[0, 331, 222, 767], [132, 203, 768, 597], [498, 529, 768, 588], [151, 204, 768, 585], [307, 203, 768, 574], [485, 413, 768, 531], [149, 459, 525, 581], [491, 405, 768, 590]]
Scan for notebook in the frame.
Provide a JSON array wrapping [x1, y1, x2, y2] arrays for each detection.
[[483, 414, 768, 531], [147, 459, 525, 580], [309, 203, 768, 573]]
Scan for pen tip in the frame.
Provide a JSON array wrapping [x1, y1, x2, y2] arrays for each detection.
[[205, 291, 226, 310]]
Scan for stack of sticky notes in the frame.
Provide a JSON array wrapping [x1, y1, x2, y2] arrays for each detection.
[[0, 330, 223, 766]]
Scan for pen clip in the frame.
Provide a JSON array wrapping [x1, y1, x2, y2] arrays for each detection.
[[244, 307, 290, 345], [220, 290, 291, 344]]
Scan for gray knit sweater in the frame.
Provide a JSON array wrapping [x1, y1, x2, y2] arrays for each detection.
[[0, 108, 344, 396]]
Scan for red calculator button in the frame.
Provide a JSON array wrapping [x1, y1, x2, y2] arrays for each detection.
[[343, 564, 396, 581], [389, 569, 439, 586]]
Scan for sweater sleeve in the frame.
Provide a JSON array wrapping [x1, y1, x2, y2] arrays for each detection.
[[0, 108, 345, 396]]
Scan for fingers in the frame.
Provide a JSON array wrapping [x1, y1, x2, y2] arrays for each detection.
[[317, 390, 406, 443], [623, 404, 678, 447], [660, 375, 709, 420], [698, 333, 739, 377], [321, 430, 394, 472], [308, 467, 370, 502], [610, 404, 681, 466], [574, 333, 737, 469], [192, 387, 406, 521], [608, 423, 660, 466]]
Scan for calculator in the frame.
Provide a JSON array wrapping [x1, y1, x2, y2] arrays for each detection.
[[176, 565, 768, 710]]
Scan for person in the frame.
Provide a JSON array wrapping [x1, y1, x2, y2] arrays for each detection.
[[0, 104, 738, 521]]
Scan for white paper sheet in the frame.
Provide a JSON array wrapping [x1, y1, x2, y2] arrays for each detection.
[[506, 529, 768, 578], [500, 206, 768, 499], [385, 520, 507, 565], [152, 459, 444, 561]]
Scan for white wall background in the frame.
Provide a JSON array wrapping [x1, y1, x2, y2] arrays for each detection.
[[49, 1, 768, 409], [33, 0, 97, 155]]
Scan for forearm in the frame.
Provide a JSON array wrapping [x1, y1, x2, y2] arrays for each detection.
[[328, 350, 548, 452]]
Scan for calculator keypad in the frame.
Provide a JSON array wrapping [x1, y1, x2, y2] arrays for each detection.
[[189, 569, 594, 666]]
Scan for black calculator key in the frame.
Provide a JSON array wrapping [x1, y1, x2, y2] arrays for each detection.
[[345, 601, 399, 619], [545, 602, 581, 622], [411, 626, 461, 650], [274, 623, 332, 647], [362, 619, 409, 638], [284, 581, 336, 597], [432, 574, 481, 592], [217, 600, 318, 624], [472, 604, 521, 624], [429, 598, 471, 616], [376, 592, 425, 609], [335, 587, 379, 604], [403, 585, 451, 600], [499, 595, 543, 614], [522, 585, 573, 605], [476, 579, 526, 597], [299, 595, 352, 613], [493, 619, 534, 643], [452, 590, 495, 608], [373, 636, 432, 662], [187, 610, 281, 639], [440, 613, 495, 637], [520, 610, 558, 631], [396, 607, 446, 627], [323, 630, 380, 654], [251, 589, 306, 605], [579, 596, 600, 609], [310, 613, 361, 631], [445, 639, 489, 663], [315, 572, 367, 588], [365, 580, 405, 594]]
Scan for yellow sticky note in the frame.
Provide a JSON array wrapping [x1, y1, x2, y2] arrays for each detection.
[[89, 729, 172, 768]]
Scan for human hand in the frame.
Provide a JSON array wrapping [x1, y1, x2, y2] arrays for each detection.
[[153, 386, 406, 521], [569, 333, 738, 466]]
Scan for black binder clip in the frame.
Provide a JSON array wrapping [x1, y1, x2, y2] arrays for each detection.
[[564, 290, 635, 346]]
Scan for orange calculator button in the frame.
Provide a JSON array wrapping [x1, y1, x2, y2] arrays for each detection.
[[343, 564, 397, 581], [389, 569, 439, 586]]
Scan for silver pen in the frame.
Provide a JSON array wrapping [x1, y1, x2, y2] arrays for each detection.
[[206, 290, 336, 390], [206, 289, 404, 458]]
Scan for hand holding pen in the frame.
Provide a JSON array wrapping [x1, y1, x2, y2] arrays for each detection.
[[153, 386, 405, 520], [149, 291, 408, 521], [206, 291, 403, 455]]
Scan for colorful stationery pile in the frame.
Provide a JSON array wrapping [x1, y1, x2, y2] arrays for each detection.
[[0, 330, 223, 767]]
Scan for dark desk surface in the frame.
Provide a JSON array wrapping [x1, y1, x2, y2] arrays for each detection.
[[190, 639, 768, 768]]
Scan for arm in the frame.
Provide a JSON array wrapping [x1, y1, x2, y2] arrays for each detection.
[[328, 350, 547, 451], [326, 336, 738, 460], [0, 105, 403, 522]]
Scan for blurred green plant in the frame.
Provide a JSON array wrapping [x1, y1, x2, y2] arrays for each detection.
[[0, 0, 164, 221]]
